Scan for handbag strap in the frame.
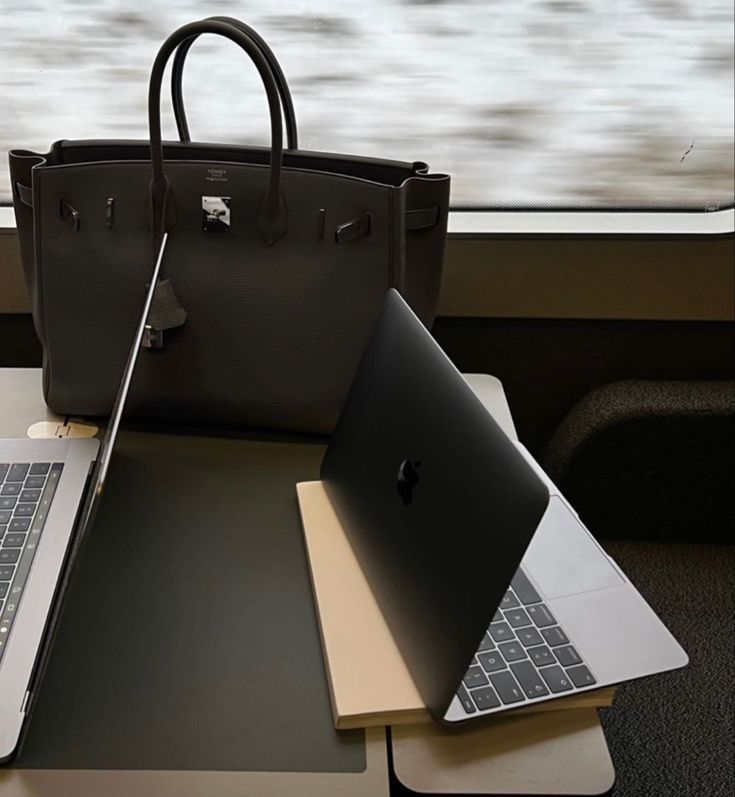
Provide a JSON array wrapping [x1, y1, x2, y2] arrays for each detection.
[[171, 16, 298, 150], [149, 19, 286, 244]]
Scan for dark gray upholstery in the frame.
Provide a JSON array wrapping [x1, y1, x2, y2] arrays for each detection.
[[543, 380, 735, 796], [543, 380, 735, 544]]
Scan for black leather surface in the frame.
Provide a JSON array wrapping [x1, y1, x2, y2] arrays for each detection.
[[37, 160, 393, 427], [8, 18, 449, 434], [14, 429, 365, 772], [11, 150, 448, 432]]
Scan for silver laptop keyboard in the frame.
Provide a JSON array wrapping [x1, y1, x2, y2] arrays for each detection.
[[0, 462, 64, 666], [456, 568, 597, 714]]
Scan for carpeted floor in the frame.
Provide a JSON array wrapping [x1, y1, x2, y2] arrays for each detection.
[[598, 541, 734, 797]]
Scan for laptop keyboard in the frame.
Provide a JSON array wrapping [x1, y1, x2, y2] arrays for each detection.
[[0, 462, 64, 666], [456, 568, 597, 715]]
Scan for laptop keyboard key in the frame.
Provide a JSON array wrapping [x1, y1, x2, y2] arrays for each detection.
[[498, 641, 527, 663], [510, 660, 551, 699], [527, 604, 556, 628], [511, 569, 542, 604], [517, 627, 543, 647], [471, 686, 501, 711], [540, 665, 573, 693], [489, 621, 514, 643], [500, 590, 520, 610], [463, 666, 489, 689], [489, 671, 525, 704], [566, 665, 597, 688], [541, 626, 569, 647], [0, 464, 9, 482], [477, 632, 495, 652], [554, 645, 582, 667], [6, 464, 30, 482], [456, 683, 477, 714], [0, 461, 63, 669], [505, 608, 532, 628], [0, 583, 8, 599], [0, 484, 21, 496], [477, 650, 506, 673], [528, 645, 556, 667]]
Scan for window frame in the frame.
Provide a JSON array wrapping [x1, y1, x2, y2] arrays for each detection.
[[1, 205, 734, 235]]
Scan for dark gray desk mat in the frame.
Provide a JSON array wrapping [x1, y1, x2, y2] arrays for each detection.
[[13, 430, 365, 772]]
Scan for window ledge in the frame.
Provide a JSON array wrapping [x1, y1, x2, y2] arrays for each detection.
[[447, 209, 734, 236], [2, 207, 734, 236]]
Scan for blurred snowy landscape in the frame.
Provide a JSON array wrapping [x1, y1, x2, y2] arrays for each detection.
[[0, 0, 733, 207]]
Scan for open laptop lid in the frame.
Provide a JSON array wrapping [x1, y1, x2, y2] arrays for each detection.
[[22, 235, 169, 720], [71, 233, 169, 530], [320, 289, 550, 721]]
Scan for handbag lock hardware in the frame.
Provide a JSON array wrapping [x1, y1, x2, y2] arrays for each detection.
[[142, 325, 164, 350], [59, 198, 80, 232], [335, 212, 371, 245]]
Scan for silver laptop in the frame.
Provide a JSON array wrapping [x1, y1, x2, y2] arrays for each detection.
[[0, 235, 169, 760], [321, 289, 688, 725]]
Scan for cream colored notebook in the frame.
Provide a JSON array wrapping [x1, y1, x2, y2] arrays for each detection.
[[297, 480, 615, 730]]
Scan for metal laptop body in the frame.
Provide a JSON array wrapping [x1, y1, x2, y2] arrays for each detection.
[[0, 235, 169, 761], [321, 289, 688, 725]]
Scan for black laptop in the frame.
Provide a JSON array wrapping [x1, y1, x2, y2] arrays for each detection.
[[320, 289, 686, 724]]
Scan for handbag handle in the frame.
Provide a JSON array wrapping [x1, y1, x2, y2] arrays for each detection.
[[171, 16, 298, 150], [149, 19, 286, 244]]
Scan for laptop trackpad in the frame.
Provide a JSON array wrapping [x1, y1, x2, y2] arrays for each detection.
[[522, 497, 624, 599]]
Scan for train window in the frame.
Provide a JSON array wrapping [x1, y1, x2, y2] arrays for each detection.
[[0, 1, 733, 211]]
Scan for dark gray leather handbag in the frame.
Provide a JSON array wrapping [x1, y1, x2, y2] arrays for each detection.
[[9, 18, 449, 433]]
